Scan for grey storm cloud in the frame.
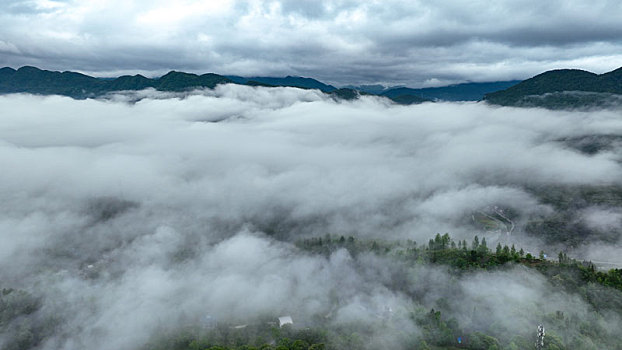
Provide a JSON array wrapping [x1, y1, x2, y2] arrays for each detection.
[[1, 86, 622, 349], [0, 0, 621, 85]]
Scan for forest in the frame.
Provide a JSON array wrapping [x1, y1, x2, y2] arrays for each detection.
[[146, 234, 622, 350], [5, 234, 619, 350]]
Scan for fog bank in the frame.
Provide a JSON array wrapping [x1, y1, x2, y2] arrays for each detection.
[[1, 85, 622, 349]]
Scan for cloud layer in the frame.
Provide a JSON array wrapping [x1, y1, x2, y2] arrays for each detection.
[[2, 86, 622, 260], [1, 87, 622, 349], [1, 0, 621, 85]]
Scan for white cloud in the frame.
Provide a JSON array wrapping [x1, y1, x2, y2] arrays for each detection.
[[1, 88, 622, 349]]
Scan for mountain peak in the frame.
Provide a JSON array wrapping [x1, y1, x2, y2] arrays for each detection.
[[17, 66, 42, 73]]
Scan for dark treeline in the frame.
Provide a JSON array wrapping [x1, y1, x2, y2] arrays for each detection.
[[297, 233, 622, 292]]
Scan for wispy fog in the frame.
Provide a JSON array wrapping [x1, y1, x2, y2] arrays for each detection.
[[1, 85, 622, 349]]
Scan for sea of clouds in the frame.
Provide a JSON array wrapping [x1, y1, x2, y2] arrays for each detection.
[[1, 85, 622, 349]]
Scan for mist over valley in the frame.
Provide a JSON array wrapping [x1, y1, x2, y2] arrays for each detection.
[[1, 85, 622, 349]]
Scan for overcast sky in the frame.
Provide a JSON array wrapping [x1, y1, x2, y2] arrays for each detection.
[[1, 0, 621, 86]]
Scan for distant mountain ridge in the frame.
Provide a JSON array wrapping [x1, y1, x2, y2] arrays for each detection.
[[0, 67, 386, 103], [0, 66, 232, 98], [226, 75, 337, 92], [484, 67, 622, 108], [381, 81, 521, 101], [3, 65, 590, 107], [0, 66, 105, 97], [0, 66, 419, 103]]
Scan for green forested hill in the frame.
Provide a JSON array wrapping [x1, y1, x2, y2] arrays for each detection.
[[0, 66, 233, 98], [226, 75, 337, 92], [105, 74, 155, 91], [156, 71, 232, 91], [0, 66, 510, 105], [139, 235, 622, 350], [3, 65, 622, 108], [484, 67, 622, 108], [381, 81, 521, 101], [0, 66, 106, 97]]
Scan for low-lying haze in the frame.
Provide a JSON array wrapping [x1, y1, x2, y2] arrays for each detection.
[[1, 86, 622, 349]]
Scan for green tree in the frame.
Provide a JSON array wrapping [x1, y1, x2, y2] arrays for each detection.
[[417, 340, 432, 350], [290, 339, 310, 350], [468, 332, 500, 350], [441, 233, 451, 249], [502, 245, 510, 256], [479, 237, 488, 253]]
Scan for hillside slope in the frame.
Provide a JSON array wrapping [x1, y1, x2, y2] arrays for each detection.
[[0, 66, 233, 98], [226, 75, 336, 92], [484, 67, 622, 108], [382, 80, 521, 101]]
